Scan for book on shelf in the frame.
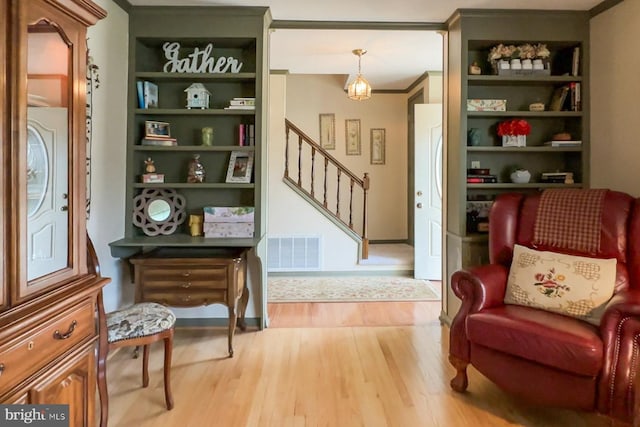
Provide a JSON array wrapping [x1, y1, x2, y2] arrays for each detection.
[[137, 81, 158, 109], [224, 105, 256, 110], [541, 172, 574, 184], [569, 82, 581, 111], [248, 124, 255, 146], [229, 99, 255, 106], [237, 124, 256, 146], [467, 174, 497, 183], [225, 97, 256, 110], [572, 46, 580, 77], [141, 137, 177, 146], [549, 85, 569, 111], [543, 140, 582, 147], [238, 124, 245, 146]]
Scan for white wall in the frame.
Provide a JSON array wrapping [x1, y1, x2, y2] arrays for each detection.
[[590, 0, 640, 197], [268, 73, 359, 270], [86, 0, 129, 312]]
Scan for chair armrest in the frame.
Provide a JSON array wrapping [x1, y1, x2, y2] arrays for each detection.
[[451, 264, 509, 312], [597, 289, 640, 420], [449, 264, 509, 361]]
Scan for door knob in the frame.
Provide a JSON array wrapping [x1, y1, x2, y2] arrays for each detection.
[[416, 203, 423, 209], [416, 191, 423, 196]]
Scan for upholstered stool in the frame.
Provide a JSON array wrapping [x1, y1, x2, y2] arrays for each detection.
[[97, 301, 176, 427]]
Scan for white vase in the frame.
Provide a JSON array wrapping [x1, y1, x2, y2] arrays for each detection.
[[510, 58, 522, 70], [522, 59, 533, 70], [502, 135, 526, 147], [511, 169, 531, 184]]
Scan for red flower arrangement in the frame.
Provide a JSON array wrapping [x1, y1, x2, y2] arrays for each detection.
[[497, 119, 531, 136]]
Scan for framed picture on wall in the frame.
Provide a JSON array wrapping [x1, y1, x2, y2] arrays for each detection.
[[370, 128, 385, 165], [345, 119, 361, 155], [319, 113, 335, 150]]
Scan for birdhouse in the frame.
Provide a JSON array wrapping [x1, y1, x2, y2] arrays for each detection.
[[184, 83, 211, 109]]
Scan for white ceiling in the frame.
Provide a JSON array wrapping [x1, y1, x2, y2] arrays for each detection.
[[128, 0, 603, 90]]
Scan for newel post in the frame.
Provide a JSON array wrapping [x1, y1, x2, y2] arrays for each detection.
[[361, 172, 370, 260]]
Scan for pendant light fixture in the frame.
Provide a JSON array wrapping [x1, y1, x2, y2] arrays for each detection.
[[347, 49, 372, 101]]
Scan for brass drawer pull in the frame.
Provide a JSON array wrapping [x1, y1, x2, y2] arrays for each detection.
[[182, 295, 191, 302], [0, 363, 4, 377], [53, 320, 77, 340], [181, 271, 191, 277], [180, 282, 191, 288]]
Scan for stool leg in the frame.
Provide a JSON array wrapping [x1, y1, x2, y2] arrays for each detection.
[[142, 344, 150, 388], [164, 331, 174, 410]]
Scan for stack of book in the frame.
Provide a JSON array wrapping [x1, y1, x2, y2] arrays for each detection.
[[540, 172, 574, 184], [238, 124, 255, 146], [224, 97, 255, 110], [136, 80, 158, 109], [543, 140, 582, 147], [140, 136, 177, 146], [548, 83, 581, 112], [467, 174, 497, 184]]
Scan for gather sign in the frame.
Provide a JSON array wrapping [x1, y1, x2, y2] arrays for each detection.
[[162, 42, 243, 74]]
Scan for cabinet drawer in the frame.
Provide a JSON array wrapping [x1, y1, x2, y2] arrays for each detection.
[[0, 300, 95, 396], [141, 289, 227, 307], [139, 266, 230, 290]]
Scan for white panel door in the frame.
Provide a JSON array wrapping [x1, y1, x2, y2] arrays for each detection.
[[414, 104, 442, 280], [27, 107, 68, 280]]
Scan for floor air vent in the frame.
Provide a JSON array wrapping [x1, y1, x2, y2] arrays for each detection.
[[267, 236, 321, 271]]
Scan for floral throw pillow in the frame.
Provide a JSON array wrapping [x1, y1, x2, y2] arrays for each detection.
[[504, 244, 617, 325]]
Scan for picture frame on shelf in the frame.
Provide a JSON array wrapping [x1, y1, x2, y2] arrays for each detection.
[[370, 128, 385, 165], [319, 113, 335, 150], [345, 119, 361, 155], [145, 120, 171, 138], [225, 151, 254, 183]]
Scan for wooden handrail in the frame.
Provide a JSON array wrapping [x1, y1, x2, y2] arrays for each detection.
[[285, 119, 365, 187], [284, 119, 369, 259]]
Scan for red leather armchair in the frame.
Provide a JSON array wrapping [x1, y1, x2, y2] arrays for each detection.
[[449, 190, 640, 424]]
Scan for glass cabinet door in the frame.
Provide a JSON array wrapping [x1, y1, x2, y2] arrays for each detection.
[[17, 3, 83, 299]]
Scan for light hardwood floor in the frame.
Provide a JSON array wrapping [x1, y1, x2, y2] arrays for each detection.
[[104, 301, 613, 427]]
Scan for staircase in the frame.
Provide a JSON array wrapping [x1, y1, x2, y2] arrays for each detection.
[[284, 119, 370, 259]]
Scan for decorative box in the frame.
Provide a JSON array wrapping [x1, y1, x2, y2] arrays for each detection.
[[141, 173, 164, 183], [203, 207, 254, 237], [203, 222, 254, 238], [467, 99, 507, 112], [203, 206, 254, 223]]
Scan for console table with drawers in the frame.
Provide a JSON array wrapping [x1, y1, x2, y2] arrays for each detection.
[[129, 247, 249, 357]]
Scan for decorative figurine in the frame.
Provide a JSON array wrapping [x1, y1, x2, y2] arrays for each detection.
[[187, 154, 206, 183], [188, 214, 204, 236], [185, 83, 211, 109], [144, 157, 156, 173], [469, 61, 482, 75], [142, 157, 164, 183]]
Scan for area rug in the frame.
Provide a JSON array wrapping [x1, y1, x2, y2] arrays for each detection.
[[267, 276, 440, 303]]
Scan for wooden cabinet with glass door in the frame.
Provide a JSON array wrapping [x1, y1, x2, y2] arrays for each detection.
[[0, 1, 109, 425]]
